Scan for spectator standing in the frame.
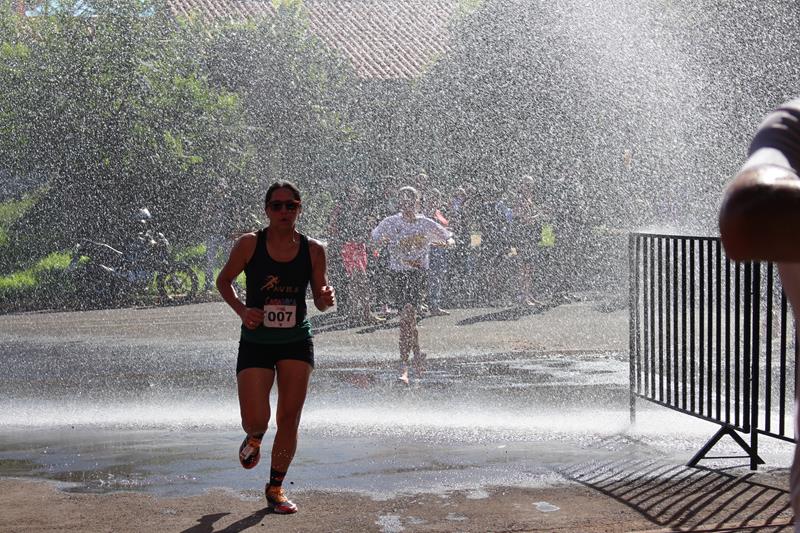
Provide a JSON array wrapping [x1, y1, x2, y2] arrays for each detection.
[[424, 188, 451, 316], [328, 185, 382, 325], [474, 186, 513, 305], [448, 186, 475, 306], [511, 176, 545, 306]]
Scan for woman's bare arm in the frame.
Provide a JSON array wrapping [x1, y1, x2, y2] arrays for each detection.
[[308, 239, 335, 312], [216, 233, 263, 327]]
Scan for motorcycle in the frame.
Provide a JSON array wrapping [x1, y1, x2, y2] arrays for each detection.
[[66, 211, 199, 306]]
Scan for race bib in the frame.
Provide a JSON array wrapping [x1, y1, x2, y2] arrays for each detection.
[[263, 304, 297, 328]]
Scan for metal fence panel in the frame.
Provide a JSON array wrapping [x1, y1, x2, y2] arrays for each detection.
[[629, 233, 796, 465]]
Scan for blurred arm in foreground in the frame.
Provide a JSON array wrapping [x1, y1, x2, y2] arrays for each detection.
[[719, 100, 800, 262]]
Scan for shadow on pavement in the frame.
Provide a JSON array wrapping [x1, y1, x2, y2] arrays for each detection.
[[181, 508, 269, 533], [307, 312, 352, 333], [455, 301, 556, 326], [561, 458, 793, 532], [309, 311, 401, 334], [311, 310, 448, 335]]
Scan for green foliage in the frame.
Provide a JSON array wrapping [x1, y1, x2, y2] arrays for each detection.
[[0, 0, 359, 271], [34, 251, 72, 270], [0, 41, 27, 60], [0, 250, 70, 304], [272, 0, 304, 15], [0, 269, 35, 291], [0, 196, 34, 245], [539, 224, 555, 247], [456, 0, 484, 18], [174, 243, 206, 262]]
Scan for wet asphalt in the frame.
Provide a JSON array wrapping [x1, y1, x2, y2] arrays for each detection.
[[0, 298, 792, 498]]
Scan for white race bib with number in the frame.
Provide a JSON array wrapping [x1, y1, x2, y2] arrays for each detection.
[[263, 304, 297, 328]]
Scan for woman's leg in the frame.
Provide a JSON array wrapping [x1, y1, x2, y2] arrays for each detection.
[[399, 303, 414, 363], [399, 301, 426, 380], [409, 303, 425, 373], [237, 367, 275, 436], [410, 306, 420, 357], [270, 359, 313, 476]]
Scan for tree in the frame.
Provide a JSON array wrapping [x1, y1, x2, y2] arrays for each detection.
[[0, 0, 360, 269], [199, 7, 359, 233]]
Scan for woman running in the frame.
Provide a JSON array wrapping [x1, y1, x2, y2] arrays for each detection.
[[216, 181, 335, 514]]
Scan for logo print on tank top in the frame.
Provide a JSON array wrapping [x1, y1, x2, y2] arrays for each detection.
[[261, 275, 280, 292]]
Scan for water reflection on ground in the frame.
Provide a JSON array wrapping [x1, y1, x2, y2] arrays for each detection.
[[0, 301, 792, 498]]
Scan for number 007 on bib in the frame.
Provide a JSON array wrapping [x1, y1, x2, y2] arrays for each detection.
[[263, 304, 297, 328]]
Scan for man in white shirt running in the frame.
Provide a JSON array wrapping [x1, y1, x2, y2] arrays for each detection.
[[719, 98, 800, 530], [372, 186, 453, 383]]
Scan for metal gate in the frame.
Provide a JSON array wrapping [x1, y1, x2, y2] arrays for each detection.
[[628, 232, 797, 469]]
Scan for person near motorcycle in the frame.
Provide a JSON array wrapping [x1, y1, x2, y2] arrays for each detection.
[[67, 207, 198, 304], [216, 180, 335, 514]]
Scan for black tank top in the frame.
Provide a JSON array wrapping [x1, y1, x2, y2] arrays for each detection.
[[241, 228, 313, 344]]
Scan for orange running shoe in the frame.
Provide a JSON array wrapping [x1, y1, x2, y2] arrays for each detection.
[[265, 485, 298, 514], [238, 435, 261, 470]]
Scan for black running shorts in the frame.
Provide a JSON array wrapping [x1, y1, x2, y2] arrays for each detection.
[[389, 269, 426, 309], [236, 337, 315, 374]]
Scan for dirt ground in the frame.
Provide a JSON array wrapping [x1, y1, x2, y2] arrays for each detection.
[[0, 462, 794, 533]]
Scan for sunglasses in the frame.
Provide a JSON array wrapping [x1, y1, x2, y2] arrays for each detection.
[[267, 200, 301, 212]]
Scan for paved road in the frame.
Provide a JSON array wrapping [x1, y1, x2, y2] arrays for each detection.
[[0, 299, 793, 532], [0, 297, 628, 355], [1, 299, 631, 424]]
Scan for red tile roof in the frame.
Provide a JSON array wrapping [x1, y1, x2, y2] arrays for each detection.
[[167, 0, 459, 79]]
